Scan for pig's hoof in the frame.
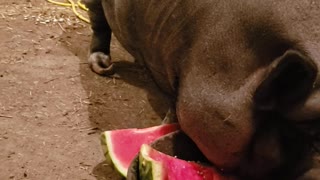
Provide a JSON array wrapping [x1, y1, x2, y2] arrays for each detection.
[[88, 52, 114, 76]]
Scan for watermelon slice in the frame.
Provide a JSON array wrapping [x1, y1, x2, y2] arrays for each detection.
[[139, 144, 236, 180], [100, 123, 180, 177]]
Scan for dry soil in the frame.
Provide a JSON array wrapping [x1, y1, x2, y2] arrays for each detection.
[[0, 1, 170, 179]]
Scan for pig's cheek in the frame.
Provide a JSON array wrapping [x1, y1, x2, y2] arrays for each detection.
[[177, 111, 244, 170]]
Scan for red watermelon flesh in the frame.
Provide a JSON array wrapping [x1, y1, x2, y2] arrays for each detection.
[[100, 123, 179, 177], [139, 144, 237, 180]]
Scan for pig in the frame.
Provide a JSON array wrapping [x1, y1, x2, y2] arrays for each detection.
[[83, 0, 320, 179]]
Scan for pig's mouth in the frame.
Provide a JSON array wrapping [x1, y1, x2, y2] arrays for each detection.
[[127, 129, 317, 180], [126, 130, 239, 180]]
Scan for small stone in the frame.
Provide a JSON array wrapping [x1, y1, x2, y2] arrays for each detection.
[[45, 49, 51, 54], [62, 111, 69, 116]]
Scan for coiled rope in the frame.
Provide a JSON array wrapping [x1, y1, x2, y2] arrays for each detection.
[[46, 0, 90, 23]]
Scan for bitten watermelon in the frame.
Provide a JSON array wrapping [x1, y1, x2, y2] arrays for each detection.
[[139, 144, 236, 180], [100, 123, 179, 177]]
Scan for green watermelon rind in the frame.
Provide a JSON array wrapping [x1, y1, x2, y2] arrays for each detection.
[[100, 124, 179, 177], [137, 144, 234, 180], [101, 131, 128, 177], [139, 144, 165, 180]]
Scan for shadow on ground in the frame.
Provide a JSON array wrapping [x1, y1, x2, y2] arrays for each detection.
[[60, 26, 172, 179]]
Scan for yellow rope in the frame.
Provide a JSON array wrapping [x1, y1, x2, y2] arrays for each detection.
[[46, 0, 90, 23], [67, 0, 90, 23], [47, 0, 72, 7], [77, 0, 89, 11]]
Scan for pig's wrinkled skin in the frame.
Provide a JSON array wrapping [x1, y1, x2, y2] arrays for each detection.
[[83, 0, 320, 179]]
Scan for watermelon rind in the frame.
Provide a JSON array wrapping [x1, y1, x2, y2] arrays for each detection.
[[100, 124, 179, 177], [101, 131, 128, 177], [139, 144, 165, 180], [137, 144, 235, 180]]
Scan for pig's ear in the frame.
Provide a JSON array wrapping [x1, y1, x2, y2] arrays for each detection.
[[254, 50, 318, 111]]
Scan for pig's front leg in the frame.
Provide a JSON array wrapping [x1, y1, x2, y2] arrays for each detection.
[[85, 0, 114, 75]]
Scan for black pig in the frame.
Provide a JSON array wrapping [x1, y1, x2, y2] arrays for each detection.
[[84, 0, 320, 179]]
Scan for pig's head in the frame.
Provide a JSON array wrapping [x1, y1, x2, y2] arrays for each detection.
[[176, 20, 320, 178]]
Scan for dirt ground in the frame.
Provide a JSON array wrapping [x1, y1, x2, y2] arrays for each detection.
[[0, 1, 170, 179]]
